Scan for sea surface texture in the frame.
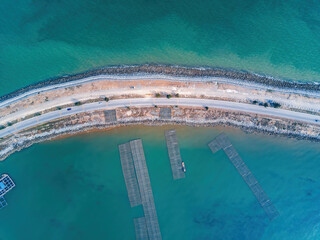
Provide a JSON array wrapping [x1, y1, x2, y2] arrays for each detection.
[[1, 1, 320, 239], [0, 126, 320, 240], [1, 0, 320, 96]]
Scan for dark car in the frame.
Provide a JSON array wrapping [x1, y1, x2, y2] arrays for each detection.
[[67, 108, 72, 111]]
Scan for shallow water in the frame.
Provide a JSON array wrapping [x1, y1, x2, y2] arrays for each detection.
[[0, 125, 320, 239], [1, 0, 320, 96]]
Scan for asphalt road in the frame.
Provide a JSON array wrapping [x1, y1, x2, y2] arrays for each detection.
[[1, 97, 320, 138], [2, 74, 320, 108]]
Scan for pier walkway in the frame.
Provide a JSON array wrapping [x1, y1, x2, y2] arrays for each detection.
[[119, 139, 162, 239], [208, 133, 279, 220], [165, 129, 185, 180]]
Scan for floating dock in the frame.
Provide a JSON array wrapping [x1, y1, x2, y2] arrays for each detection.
[[104, 109, 117, 122], [130, 139, 162, 240], [208, 133, 279, 220], [119, 139, 162, 239], [0, 174, 15, 210], [134, 217, 148, 240], [159, 107, 171, 119], [119, 143, 142, 207], [165, 129, 185, 180]]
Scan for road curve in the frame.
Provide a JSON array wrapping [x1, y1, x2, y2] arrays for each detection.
[[1, 97, 320, 139]]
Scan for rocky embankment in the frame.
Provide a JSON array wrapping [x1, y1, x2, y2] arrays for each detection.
[[1, 106, 319, 161], [1, 64, 320, 102]]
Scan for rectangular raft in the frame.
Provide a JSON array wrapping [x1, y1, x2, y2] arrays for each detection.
[[130, 139, 162, 240], [134, 217, 148, 240], [104, 109, 117, 122], [165, 129, 185, 180], [208, 133, 279, 220], [159, 107, 171, 119], [119, 139, 162, 239], [119, 142, 142, 207]]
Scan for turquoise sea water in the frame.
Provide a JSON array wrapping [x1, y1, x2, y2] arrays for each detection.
[[1, 1, 320, 239], [1, 0, 320, 96], [1, 125, 320, 239]]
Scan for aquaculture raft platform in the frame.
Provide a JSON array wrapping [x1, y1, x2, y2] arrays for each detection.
[[119, 139, 162, 239], [0, 174, 15, 197], [104, 109, 117, 122], [0, 174, 15, 210], [130, 139, 162, 240], [119, 142, 142, 207], [134, 217, 148, 240], [208, 133, 279, 220], [165, 129, 185, 180], [159, 107, 171, 119], [0, 197, 7, 210]]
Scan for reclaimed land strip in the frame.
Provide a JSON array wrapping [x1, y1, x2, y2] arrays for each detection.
[[1, 64, 320, 103], [130, 139, 162, 240], [165, 129, 185, 180], [2, 98, 320, 140], [208, 133, 279, 220], [119, 142, 142, 207], [2, 105, 320, 162], [134, 217, 149, 240]]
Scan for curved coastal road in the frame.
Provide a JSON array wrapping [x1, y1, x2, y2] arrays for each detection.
[[2, 74, 320, 108], [1, 97, 320, 138]]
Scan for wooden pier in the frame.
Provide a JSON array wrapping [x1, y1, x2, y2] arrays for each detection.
[[119, 139, 162, 239], [208, 133, 279, 220], [165, 129, 185, 180]]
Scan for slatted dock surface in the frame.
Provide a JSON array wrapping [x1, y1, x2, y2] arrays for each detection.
[[165, 129, 185, 180], [159, 107, 171, 119], [104, 109, 117, 122], [130, 139, 162, 240], [119, 143, 142, 207], [208, 133, 279, 220], [134, 217, 148, 240]]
